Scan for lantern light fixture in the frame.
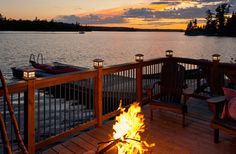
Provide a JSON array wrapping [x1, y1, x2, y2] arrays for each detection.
[[23, 68, 36, 80], [166, 50, 173, 57], [93, 59, 104, 69], [135, 54, 144, 62], [212, 54, 220, 62]]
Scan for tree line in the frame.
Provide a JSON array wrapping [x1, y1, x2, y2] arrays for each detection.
[[0, 14, 90, 31], [0, 14, 185, 32], [185, 3, 236, 37]]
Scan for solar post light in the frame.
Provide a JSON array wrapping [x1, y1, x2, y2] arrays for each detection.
[[166, 50, 173, 57], [23, 68, 36, 80], [135, 54, 144, 62], [212, 54, 220, 62], [93, 59, 104, 69]]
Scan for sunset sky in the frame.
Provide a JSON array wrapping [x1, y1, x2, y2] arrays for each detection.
[[1, 0, 235, 29]]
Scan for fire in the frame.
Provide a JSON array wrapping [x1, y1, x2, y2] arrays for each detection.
[[112, 101, 155, 154]]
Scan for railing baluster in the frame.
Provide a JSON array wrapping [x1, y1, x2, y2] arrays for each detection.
[[64, 84, 66, 131], [72, 82, 75, 126], [54, 86, 57, 134], [77, 82, 80, 124], [17, 93, 21, 136], [59, 84, 62, 132], [37, 90, 40, 141], [48, 87, 51, 137], [43, 89, 46, 140], [10, 94, 13, 150]]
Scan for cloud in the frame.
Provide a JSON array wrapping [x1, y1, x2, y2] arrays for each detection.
[[151, 1, 178, 5], [124, 8, 154, 18], [55, 0, 236, 28], [56, 14, 126, 24]]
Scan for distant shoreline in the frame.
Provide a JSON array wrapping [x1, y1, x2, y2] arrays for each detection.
[[0, 28, 184, 33], [0, 16, 184, 32]]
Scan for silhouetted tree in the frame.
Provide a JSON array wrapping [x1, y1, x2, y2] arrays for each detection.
[[185, 19, 204, 35], [0, 14, 3, 21], [205, 10, 217, 34], [215, 3, 230, 35], [0, 13, 90, 31], [186, 21, 193, 31], [206, 10, 214, 25], [185, 3, 236, 37], [225, 12, 236, 36], [193, 19, 198, 29]]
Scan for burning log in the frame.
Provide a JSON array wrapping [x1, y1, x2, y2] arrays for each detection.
[[97, 101, 155, 154]]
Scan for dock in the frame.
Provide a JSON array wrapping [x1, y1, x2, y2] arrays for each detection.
[[0, 56, 236, 154], [42, 98, 236, 154]]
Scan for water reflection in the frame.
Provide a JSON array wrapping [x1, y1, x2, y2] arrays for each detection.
[[0, 31, 236, 81]]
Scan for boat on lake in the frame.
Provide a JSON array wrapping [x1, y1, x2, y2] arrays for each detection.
[[78, 31, 85, 34], [11, 54, 88, 79]]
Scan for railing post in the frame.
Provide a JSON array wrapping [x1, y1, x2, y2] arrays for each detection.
[[93, 59, 103, 127], [135, 54, 143, 104], [210, 54, 223, 95], [24, 78, 35, 154]]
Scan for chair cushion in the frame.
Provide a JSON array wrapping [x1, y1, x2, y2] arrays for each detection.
[[222, 88, 236, 120], [228, 97, 236, 120], [222, 87, 236, 101]]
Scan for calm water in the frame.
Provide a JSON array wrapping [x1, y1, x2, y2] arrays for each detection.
[[1, 31, 236, 81]]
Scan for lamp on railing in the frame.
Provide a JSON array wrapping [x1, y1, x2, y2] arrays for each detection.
[[135, 54, 144, 62], [23, 68, 36, 80], [166, 50, 173, 57], [93, 59, 104, 69], [212, 54, 220, 62]]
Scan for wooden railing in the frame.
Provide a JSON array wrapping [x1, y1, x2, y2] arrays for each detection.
[[0, 56, 236, 154]]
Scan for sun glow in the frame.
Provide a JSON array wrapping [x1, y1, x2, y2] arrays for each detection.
[[112, 102, 155, 154]]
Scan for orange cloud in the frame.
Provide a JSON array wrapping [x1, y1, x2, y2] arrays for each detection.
[[143, 3, 169, 11], [79, 2, 170, 18], [61, 1, 207, 30], [94, 7, 126, 18]]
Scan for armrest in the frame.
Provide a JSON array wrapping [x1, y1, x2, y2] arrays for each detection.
[[144, 81, 160, 101], [183, 87, 194, 96], [207, 96, 226, 119], [207, 96, 226, 104], [144, 81, 160, 91], [182, 87, 194, 104]]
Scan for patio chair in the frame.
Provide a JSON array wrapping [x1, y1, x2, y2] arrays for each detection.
[[0, 70, 28, 154], [207, 96, 236, 143], [145, 62, 190, 127]]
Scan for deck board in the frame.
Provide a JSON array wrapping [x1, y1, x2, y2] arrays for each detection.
[[51, 144, 74, 154], [71, 137, 97, 151], [62, 141, 86, 154], [43, 98, 236, 154], [79, 133, 100, 147]]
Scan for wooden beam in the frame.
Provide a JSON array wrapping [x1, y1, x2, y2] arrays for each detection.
[[24, 79, 36, 154], [94, 68, 103, 127], [36, 119, 97, 150], [136, 63, 143, 104]]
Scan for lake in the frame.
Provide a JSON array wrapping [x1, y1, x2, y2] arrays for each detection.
[[1, 31, 236, 81]]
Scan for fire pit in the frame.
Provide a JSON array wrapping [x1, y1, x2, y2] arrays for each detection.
[[97, 102, 155, 154]]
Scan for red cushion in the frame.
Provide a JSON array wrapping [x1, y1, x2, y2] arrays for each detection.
[[221, 88, 236, 120], [223, 87, 236, 101], [228, 97, 236, 120]]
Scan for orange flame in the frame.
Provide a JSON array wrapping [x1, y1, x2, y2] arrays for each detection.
[[112, 101, 155, 154]]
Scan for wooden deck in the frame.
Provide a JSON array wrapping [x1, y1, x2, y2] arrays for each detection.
[[42, 98, 236, 154]]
